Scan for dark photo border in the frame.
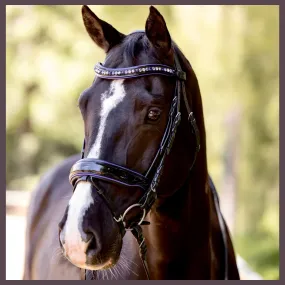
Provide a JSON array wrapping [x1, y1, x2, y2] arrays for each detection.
[[3, 1, 281, 284]]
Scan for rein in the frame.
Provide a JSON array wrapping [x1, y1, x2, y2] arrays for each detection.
[[68, 45, 228, 280]]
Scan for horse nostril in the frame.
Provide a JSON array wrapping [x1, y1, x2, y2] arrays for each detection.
[[86, 235, 95, 248], [82, 232, 93, 243], [85, 235, 95, 252], [59, 229, 65, 250], [82, 230, 102, 257]]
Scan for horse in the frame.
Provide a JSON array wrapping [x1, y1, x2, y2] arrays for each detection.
[[23, 5, 240, 280]]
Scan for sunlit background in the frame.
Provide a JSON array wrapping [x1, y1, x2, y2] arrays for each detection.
[[6, 5, 279, 280]]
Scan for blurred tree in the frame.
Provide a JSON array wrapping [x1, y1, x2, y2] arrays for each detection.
[[235, 5, 279, 279]]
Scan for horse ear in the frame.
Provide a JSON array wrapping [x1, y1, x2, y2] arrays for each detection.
[[81, 5, 125, 53], [145, 6, 172, 55]]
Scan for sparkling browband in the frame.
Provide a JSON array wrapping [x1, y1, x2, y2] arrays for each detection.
[[94, 63, 186, 81]]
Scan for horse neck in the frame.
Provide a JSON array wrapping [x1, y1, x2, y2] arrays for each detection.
[[143, 168, 213, 279]]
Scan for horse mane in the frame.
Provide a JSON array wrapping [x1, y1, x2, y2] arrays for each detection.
[[173, 43, 209, 190], [104, 31, 149, 67]]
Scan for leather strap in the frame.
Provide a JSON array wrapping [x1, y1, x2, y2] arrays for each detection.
[[94, 62, 186, 80]]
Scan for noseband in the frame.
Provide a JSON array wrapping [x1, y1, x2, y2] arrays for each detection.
[[68, 42, 228, 279]]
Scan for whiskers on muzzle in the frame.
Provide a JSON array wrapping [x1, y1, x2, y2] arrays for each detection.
[[91, 253, 139, 280], [85, 238, 139, 280]]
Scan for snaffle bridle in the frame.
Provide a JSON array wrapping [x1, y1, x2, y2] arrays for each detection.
[[68, 33, 229, 280]]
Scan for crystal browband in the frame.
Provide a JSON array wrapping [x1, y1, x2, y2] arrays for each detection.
[[94, 63, 186, 80]]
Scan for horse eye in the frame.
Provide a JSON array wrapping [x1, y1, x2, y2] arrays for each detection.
[[147, 109, 161, 121]]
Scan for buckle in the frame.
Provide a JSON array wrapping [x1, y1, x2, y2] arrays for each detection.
[[176, 70, 186, 81], [188, 112, 195, 123]]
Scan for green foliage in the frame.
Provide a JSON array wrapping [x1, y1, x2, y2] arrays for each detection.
[[6, 5, 279, 279]]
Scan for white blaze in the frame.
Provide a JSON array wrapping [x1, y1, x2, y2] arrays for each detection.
[[88, 79, 126, 159], [64, 181, 93, 265], [63, 79, 126, 266]]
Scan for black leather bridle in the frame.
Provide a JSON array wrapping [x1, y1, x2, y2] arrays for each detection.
[[68, 38, 228, 280]]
